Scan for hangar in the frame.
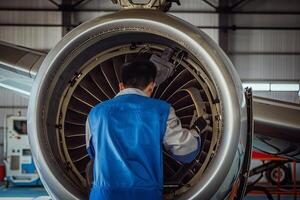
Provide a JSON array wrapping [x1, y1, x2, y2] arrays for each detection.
[[0, 0, 299, 199]]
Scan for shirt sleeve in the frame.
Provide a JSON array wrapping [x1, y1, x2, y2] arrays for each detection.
[[86, 117, 95, 159], [163, 107, 201, 163]]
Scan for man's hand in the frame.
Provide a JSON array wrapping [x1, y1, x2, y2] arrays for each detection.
[[191, 114, 211, 135]]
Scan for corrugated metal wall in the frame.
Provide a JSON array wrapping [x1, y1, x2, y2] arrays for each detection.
[[0, 0, 61, 50], [228, 0, 300, 103]]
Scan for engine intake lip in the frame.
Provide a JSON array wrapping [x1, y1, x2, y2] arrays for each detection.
[[28, 9, 247, 200]]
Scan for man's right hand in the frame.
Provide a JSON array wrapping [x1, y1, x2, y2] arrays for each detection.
[[191, 114, 211, 135]]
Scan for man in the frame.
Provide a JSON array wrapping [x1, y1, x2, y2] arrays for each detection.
[[86, 60, 209, 200]]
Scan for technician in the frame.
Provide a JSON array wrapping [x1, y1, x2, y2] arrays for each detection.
[[86, 60, 210, 200]]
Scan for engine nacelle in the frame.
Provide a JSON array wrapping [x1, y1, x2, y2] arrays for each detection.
[[28, 9, 250, 200]]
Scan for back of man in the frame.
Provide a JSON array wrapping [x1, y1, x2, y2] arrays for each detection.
[[86, 60, 208, 200], [88, 93, 170, 200]]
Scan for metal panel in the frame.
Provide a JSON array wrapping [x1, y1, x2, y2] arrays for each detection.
[[0, 0, 56, 8], [232, 14, 300, 27], [0, 27, 61, 50], [170, 0, 217, 11], [73, 11, 114, 24], [229, 30, 300, 53], [0, 9, 62, 50], [230, 54, 300, 80], [172, 13, 218, 26], [171, 13, 219, 42], [0, 11, 61, 24], [0, 88, 28, 107], [237, 0, 300, 12], [77, 0, 119, 10]]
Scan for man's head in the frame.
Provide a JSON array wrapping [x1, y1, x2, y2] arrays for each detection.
[[120, 60, 157, 97]]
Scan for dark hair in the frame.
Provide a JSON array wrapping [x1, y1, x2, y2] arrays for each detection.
[[121, 60, 157, 90]]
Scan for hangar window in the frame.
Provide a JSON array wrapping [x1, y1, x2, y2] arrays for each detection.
[[270, 83, 299, 91], [243, 82, 300, 93], [243, 83, 270, 91]]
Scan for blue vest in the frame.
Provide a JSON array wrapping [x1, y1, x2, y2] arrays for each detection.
[[88, 94, 171, 200]]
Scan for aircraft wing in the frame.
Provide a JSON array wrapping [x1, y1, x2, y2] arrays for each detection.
[[0, 41, 45, 95]]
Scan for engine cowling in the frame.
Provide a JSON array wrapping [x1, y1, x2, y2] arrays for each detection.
[[28, 9, 250, 200]]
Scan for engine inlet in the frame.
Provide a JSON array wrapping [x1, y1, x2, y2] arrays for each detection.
[[57, 43, 221, 198], [28, 9, 248, 200]]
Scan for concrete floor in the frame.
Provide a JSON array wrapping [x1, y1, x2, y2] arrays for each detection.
[[0, 185, 298, 200], [0, 185, 49, 200]]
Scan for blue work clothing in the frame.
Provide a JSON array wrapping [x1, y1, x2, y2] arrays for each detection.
[[86, 88, 201, 200]]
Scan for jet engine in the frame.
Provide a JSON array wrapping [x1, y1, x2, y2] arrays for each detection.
[[26, 8, 252, 200]]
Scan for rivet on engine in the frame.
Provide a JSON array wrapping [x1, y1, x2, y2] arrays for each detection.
[[215, 115, 222, 121], [55, 124, 62, 129]]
